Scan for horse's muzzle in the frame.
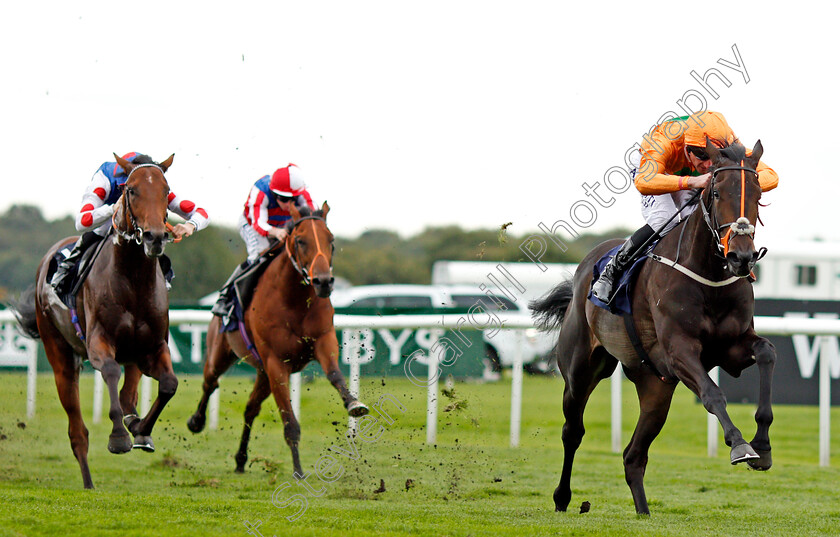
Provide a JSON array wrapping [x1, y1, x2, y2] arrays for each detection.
[[312, 275, 335, 298], [142, 230, 167, 258], [726, 250, 758, 278]]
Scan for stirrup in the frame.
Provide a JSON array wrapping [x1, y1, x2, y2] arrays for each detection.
[[591, 280, 614, 302], [212, 298, 234, 319], [50, 267, 68, 290]]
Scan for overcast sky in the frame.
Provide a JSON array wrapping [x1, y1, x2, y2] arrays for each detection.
[[1, 1, 836, 249]]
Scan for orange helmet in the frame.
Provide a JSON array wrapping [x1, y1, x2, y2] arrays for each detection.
[[269, 164, 305, 197], [684, 111, 736, 148]]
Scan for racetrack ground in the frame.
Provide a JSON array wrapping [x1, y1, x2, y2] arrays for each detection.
[[1, 372, 839, 537]]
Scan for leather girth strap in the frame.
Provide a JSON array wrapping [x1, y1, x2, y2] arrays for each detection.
[[622, 314, 675, 384]]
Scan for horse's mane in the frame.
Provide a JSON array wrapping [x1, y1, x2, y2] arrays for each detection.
[[115, 154, 157, 177], [714, 143, 747, 166], [283, 206, 326, 231], [133, 154, 156, 166]]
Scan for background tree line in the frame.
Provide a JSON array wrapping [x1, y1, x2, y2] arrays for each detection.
[[0, 205, 631, 305]]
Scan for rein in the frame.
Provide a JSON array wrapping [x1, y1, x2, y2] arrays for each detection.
[[285, 215, 332, 285]]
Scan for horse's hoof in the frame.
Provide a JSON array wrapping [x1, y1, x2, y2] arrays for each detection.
[[234, 466, 245, 474], [347, 400, 369, 417], [108, 433, 133, 454], [187, 414, 206, 433], [730, 442, 760, 464], [747, 447, 772, 471], [132, 435, 155, 452], [553, 488, 571, 512]]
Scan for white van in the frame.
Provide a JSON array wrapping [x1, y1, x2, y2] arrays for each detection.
[[329, 284, 556, 376]]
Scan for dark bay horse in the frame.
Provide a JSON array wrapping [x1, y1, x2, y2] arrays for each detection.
[[530, 140, 775, 515], [187, 202, 368, 476], [11, 153, 179, 489]]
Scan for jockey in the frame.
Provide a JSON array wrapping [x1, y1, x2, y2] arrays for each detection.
[[211, 164, 315, 317], [239, 164, 315, 263], [50, 152, 209, 295], [590, 111, 779, 302]]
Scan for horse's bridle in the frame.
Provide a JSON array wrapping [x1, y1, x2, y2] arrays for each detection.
[[111, 164, 176, 245], [285, 215, 333, 285], [700, 161, 766, 261]]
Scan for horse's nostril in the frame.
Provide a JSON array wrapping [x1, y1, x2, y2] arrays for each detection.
[[329, 277, 335, 285], [143, 231, 166, 246]]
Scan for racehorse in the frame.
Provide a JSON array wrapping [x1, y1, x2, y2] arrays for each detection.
[[10, 153, 179, 489], [530, 140, 775, 515], [187, 202, 368, 476]]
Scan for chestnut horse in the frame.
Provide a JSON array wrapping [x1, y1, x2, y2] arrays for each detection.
[[11, 153, 179, 489], [530, 140, 775, 515], [187, 202, 368, 476]]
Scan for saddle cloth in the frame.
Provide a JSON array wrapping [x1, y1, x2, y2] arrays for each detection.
[[219, 243, 283, 333], [51, 235, 108, 306], [588, 242, 658, 315], [51, 234, 173, 309]]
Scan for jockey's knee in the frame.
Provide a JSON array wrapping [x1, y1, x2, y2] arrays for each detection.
[[647, 218, 677, 236]]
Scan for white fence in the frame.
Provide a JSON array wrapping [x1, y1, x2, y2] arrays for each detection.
[[0, 316, 37, 418], [1, 310, 839, 465]]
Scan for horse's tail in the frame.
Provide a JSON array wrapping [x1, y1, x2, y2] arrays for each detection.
[[529, 279, 575, 332], [7, 286, 41, 339]]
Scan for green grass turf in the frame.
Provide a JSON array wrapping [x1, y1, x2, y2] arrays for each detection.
[[1, 371, 839, 536]]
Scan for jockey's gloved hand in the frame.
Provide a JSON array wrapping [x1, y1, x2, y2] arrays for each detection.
[[170, 222, 196, 240], [687, 173, 711, 190]]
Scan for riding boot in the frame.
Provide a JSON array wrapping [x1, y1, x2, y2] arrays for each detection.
[[212, 261, 251, 317], [591, 224, 657, 302], [160, 255, 175, 291], [51, 232, 98, 295]]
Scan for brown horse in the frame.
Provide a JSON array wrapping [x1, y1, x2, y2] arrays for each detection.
[[187, 202, 368, 476], [11, 153, 179, 489], [530, 140, 775, 515]]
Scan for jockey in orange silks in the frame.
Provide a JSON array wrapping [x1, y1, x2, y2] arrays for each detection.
[[590, 111, 778, 302]]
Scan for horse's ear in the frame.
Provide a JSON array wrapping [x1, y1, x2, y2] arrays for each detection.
[[748, 140, 763, 165], [289, 203, 302, 221], [321, 201, 330, 219], [114, 153, 134, 175], [704, 138, 721, 163], [159, 154, 175, 172]]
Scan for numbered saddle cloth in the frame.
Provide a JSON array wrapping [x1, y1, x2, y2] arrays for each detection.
[[588, 242, 658, 316]]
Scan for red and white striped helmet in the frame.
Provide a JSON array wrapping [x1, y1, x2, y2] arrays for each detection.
[[269, 164, 305, 197]]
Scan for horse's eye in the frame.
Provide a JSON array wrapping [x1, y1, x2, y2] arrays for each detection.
[[713, 190, 720, 199]]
